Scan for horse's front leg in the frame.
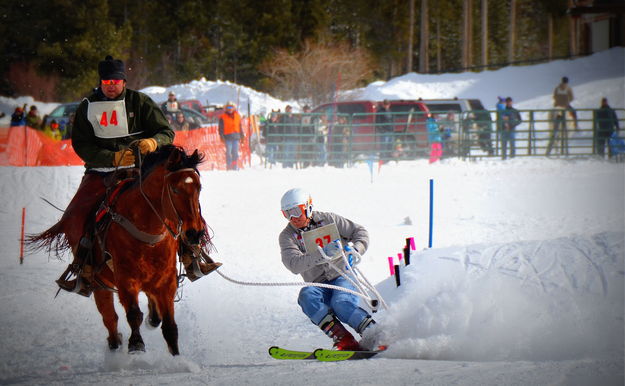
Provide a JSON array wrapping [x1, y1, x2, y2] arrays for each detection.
[[145, 295, 162, 329], [153, 282, 179, 356], [94, 290, 122, 350], [118, 286, 145, 353]]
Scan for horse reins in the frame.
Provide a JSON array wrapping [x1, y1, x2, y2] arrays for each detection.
[[132, 144, 183, 241]]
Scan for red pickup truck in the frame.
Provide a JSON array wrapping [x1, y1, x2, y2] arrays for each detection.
[[178, 100, 224, 122], [311, 100, 431, 156]]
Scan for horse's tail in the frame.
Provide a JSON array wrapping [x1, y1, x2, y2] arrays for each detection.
[[25, 221, 71, 260]]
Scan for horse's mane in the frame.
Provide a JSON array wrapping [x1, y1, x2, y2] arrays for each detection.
[[140, 144, 204, 176]]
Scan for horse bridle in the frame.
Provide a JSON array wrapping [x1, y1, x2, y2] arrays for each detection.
[[136, 165, 199, 242], [161, 167, 201, 241]]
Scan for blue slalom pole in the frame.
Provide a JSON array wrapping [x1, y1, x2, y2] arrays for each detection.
[[428, 178, 433, 248]]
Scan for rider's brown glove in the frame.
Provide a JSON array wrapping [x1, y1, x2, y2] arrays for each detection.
[[137, 138, 158, 154], [113, 149, 136, 166]]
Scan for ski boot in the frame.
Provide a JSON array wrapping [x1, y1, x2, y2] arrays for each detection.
[[180, 243, 222, 282], [357, 316, 383, 351], [318, 314, 362, 351]]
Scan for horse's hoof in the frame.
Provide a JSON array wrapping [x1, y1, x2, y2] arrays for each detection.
[[108, 333, 122, 350], [145, 317, 161, 329], [128, 341, 145, 354], [128, 342, 146, 354]]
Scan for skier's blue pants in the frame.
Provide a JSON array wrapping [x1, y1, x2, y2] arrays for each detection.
[[298, 276, 369, 332]]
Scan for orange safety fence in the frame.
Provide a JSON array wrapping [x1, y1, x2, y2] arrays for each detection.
[[0, 119, 252, 170]]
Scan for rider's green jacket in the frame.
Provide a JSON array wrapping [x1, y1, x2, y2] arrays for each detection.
[[72, 87, 175, 170]]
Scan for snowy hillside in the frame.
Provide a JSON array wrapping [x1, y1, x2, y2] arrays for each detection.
[[1, 47, 621, 121]]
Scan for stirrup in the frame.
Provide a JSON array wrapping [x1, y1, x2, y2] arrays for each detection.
[[56, 264, 80, 292], [75, 277, 94, 298], [55, 264, 94, 297], [185, 260, 222, 282]]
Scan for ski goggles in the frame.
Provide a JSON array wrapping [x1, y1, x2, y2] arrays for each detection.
[[282, 204, 307, 219], [101, 79, 124, 85]]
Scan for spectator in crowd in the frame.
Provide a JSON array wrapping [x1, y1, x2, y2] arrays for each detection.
[[375, 99, 394, 163], [10, 106, 26, 126], [219, 101, 245, 170], [161, 91, 179, 114], [495, 96, 506, 153], [328, 116, 350, 168], [171, 111, 190, 131], [594, 97, 620, 158], [43, 120, 62, 140], [281, 105, 298, 168], [61, 112, 75, 140], [500, 97, 522, 160], [299, 105, 315, 168], [439, 111, 456, 155], [26, 105, 42, 129], [553, 76, 578, 130], [263, 110, 282, 167], [314, 115, 328, 166], [427, 114, 442, 163], [474, 109, 494, 156]]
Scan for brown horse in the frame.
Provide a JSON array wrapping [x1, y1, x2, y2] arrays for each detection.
[[30, 145, 211, 355]]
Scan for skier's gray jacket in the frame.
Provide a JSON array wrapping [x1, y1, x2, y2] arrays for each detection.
[[279, 211, 369, 283]]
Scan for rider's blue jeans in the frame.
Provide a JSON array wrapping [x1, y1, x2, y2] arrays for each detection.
[[298, 276, 369, 331]]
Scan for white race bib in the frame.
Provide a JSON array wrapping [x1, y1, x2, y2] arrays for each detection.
[[87, 99, 137, 138], [302, 223, 340, 258]]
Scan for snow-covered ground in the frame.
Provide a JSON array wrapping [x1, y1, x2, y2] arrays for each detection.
[[0, 49, 623, 385], [0, 158, 623, 385]]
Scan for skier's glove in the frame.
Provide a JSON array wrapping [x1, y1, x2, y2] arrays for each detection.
[[343, 245, 355, 269], [323, 239, 342, 258]]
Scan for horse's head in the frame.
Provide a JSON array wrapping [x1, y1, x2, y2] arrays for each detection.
[[137, 146, 211, 247], [158, 147, 209, 245], [163, 167, 204, 241]]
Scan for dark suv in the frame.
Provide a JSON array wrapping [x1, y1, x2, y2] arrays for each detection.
[[417, 98, 493, 156], [42, 102, 80, 139]]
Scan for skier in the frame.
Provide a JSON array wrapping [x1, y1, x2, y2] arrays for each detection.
[[278, 188, 381, 351]]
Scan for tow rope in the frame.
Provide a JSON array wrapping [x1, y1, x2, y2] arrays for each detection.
[[211, 250, 389, 312]]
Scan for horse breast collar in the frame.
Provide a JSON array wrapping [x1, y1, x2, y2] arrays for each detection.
[[95, 176, 168, 246]]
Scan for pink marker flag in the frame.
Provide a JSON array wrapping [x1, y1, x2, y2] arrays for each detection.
[[397, 252, 403, 262], [388, 257, 395, 276], [409, 237, 416, 250]]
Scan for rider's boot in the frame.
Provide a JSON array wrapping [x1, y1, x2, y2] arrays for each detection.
[[318, 314, 363, 351], [55, 236, 94, 297], [180, 243, 222, 282]]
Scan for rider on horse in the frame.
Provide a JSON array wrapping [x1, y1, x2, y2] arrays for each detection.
[[56, 55, 220, 296]]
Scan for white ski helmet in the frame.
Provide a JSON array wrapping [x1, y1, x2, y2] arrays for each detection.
[[280, 188, 313, 219]]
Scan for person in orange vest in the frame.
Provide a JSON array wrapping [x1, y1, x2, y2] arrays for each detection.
[[218, 101, 245, 170]]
